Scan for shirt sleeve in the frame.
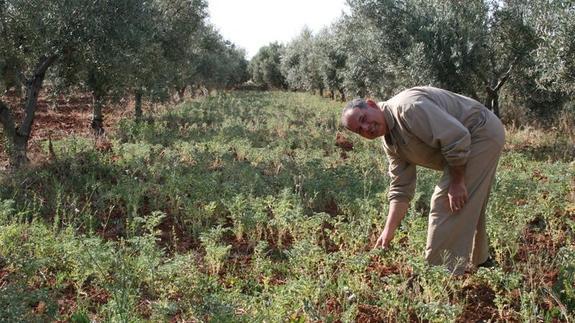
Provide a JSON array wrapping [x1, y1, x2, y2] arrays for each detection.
[[402, 99, 470, 167], [385, 148, 416, 203]]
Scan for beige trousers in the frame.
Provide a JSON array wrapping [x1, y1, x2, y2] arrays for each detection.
[[425, 111, 505, 274]]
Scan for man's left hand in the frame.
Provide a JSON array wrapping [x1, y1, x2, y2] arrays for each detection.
[[448, 181, 468, 213]]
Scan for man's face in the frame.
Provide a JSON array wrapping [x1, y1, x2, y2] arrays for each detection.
[[342, 101, 387, 140]]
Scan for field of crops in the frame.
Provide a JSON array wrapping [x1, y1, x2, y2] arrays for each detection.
[[0, 91, 574, 322]]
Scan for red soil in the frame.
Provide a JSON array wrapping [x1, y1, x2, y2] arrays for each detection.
[[356, 304, 387, 322], [0, 90, 134, 169], [457, 284, 497, 322], [335, 132, 354, 152]]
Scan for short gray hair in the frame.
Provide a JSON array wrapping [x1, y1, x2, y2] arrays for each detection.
[[341, 98, 368, 129]]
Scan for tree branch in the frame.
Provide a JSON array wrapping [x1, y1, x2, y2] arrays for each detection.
[[494, 58, 516, 92]]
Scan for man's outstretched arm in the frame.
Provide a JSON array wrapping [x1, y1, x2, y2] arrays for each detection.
[[373, 201, 410, 249]]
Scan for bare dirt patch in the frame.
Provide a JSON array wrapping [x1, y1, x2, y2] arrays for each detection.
[[1, 90, 135, 169], [456, 284, 497, 322], [367, 255, 401, 278], [322, 298, 343, 321], [356, 304, 387, 323], [335, 132, 354, 152], [514, 218, 566, 264]]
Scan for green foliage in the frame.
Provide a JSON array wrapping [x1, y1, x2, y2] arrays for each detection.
[[316, 26, 347, 99], [281, 28, 324, 93], [527, 0, 575, 95], [0, 0, 249, 169], [0, 283, 58, 322], [0, 92, 573, 321], [267, 0, 575, 120], [0, 199, 15, 224], [249, 43, 287, 89], [555, 246, 575, 313], [200, 225, 232, 275]]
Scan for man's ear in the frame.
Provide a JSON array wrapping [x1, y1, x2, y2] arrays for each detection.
[[366, 99, 378, 109]]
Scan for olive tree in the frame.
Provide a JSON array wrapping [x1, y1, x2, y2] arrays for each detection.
[[345, 0, 543, 117], [249, 43, 286, 89], [150, 0, 209, 102], [0, 0, 100, 167], [315, 26, 347, 101], [528, 0, 575, 96], [346, 0, 487, 97], [83, 0, 211, 127], [281, 28, 324, 95], [472, 1, 539, 117], [80, 0, 158, 133], [190, 25, 249, 93], [335, 15, 393, 98]]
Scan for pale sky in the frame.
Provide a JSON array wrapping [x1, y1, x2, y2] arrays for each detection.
[[207, 0, 349, 59]]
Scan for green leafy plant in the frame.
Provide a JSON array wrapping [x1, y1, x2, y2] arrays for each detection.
[[200, 226, 232, 275]]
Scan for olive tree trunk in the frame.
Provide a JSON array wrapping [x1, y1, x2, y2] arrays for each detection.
[[134, 90, 143, 121], [91, 92, 105, 136], [0, 100, 17, 161], [176, 86, 186, 102], [0, 55, 57, 169], [479, 60, 515, 119], [484, 87, 500, 118], [338, 88, 346, 102]]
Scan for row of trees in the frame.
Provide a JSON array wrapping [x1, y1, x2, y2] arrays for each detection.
[[249, 0, 574, 121], [0, 0, 249, 168], [2, 0, 572, 168]]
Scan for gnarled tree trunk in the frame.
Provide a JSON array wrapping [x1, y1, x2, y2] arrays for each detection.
[[0, 55, 57, 169], [0, 100, 17, 161], [91, 92, 105, 136], [338, 88, 346, 102], [484, 86, 500, 118], [87, 68, 107, 136], [134, 89, 143, 121], [176, 86, 186, 102], [478, 60, 516, 119]]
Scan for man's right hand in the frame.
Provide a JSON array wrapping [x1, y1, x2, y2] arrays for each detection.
[[372, 201, 409, 250], [373, 228, 394, 249]]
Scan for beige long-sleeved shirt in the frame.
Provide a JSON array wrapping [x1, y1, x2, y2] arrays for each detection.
[[378, 86, 490, 203]]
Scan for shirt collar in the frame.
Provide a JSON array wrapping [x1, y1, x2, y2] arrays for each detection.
[[378, 101, 395, 132], [378, 101, 397, 146]]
